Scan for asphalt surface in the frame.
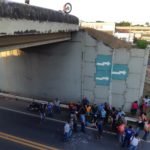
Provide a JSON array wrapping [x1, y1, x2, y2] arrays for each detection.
[[0, 138, 32, 150], [0, 97, 149, 150]]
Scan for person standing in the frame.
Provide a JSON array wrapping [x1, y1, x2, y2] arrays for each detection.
[[54, 98, 61, 113], [128, 133, 140, 150], [70, 112, 78, 132], [78, 105, 86, 133], [142, 96, 149, 113], [131, 101, 138, 116], [100, 108, 106, 123], [64, 121, 72, 141], [96, 118, 103, 139], [39, 104, 46, 122], [80, 113, 86, 133], [136, 113, 147, 135], [82, 96, 89, 107], [117, 122, 126, 144], [47, 102, 53, 117], [122, 126, 135, 147], [143, 120, 150, 141]]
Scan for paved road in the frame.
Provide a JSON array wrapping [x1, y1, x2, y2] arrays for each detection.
[[0, 138, 32, 150], [0, 108, 118, 150], [0, 98, 149, 150]]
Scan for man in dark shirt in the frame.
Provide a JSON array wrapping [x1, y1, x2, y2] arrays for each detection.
[[82, 96, 89, 107], [122, 125, 135, 147]]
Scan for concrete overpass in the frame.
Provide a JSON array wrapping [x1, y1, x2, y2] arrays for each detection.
[[0, 2, 149, 112], [0, 1, 79, 51]]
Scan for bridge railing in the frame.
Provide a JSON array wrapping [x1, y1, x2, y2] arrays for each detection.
[[0, 2, 79, 25]]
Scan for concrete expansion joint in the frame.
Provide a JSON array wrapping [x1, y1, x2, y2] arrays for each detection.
[[85, 45, 97, 48], [84, 75, 94, 79], [131, 56, 145, 58], [83, 89, 93, 92], [84, 60, 95, 63]]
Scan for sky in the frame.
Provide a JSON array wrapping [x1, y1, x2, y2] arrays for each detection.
[[8, 0, 150, 24]]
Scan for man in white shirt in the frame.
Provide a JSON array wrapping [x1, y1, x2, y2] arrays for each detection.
[[64, 121, 72, 141], [54, 98, 61, 113], [128, 133, 140, 150], [143, 96, 150, 107]]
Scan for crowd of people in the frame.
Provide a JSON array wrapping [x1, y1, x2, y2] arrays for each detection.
[[28, 95, 150, 149], [63, 96, 150, 150]]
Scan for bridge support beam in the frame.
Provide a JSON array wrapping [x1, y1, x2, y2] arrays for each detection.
[[0, 32, 71, 51]]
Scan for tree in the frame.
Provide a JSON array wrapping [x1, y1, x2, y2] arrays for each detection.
[[145, 22, 150, 26], [96, 21, 104, 23], [136, 39, 148, 49], [116, 21, 131, 26]]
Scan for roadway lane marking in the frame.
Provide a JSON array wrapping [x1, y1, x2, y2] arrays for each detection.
[[0, 132, 58, 150], [0, 106, 150, 143], [0, 134, 42, 150]]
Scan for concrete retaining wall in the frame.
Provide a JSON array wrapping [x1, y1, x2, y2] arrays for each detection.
[[77, 32, 149, 111]]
